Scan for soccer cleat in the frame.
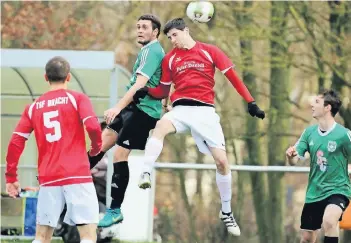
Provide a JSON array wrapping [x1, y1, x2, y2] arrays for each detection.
[[219, 211, 241, 236], [138, 172, 151, 189], [98, 208, 123, 228]]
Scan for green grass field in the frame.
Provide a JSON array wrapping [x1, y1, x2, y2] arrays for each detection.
[[1, 240, 63, 243], [0, 240, 153, 243]]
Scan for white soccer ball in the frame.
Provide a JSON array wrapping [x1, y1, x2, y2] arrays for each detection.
[[186, 1, 214, 23]]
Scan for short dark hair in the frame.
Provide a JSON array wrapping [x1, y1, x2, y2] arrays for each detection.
[[163, 18, 187, 35], [45, 56, 70, 82], [138, 14, 161, 38], [320, 89, 342, 117]]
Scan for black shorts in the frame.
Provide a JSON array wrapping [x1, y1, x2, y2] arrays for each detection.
[[300, 194, 350, 231], [107, 104, 158, 150]]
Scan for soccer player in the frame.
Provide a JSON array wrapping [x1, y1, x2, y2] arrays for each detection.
[[88, 14, 165, 228], [133, 18, 265, 236], [286, 90, 351, 243], [5, 56, 102, 243]]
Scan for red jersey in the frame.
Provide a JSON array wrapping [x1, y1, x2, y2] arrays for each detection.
[[161, 42, 234, 105], [5, 89, 102, 186]]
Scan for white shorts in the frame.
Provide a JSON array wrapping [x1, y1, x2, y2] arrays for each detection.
[[163, 106, 225, 154], [36, 182, 99, 227]]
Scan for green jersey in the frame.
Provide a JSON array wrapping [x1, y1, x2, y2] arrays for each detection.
[[295, 123, 351, 203], [127, 39, 165, 119]]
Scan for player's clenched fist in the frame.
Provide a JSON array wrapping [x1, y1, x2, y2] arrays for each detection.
[[286, 146, 297, 157], [133, 87, 149, 104], [6, 181, 20, 198], [247, 102, 265, 119], [286, 146, 298, 166]]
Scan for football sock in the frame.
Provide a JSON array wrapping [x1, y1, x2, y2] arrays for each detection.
[[142, 137, 163, 175], [216, 170, 232, 214], [110, 161, 129, 209], [324, 236, 338, 243]]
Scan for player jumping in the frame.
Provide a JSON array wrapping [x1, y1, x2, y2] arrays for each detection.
[[133, 18, 265, 236]]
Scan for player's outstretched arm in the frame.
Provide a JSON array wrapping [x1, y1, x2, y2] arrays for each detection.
[[120, 74, 149, 107], [287, 129, 309, 166], [85, 118, 102, 156], [5, 105, 33, 198], [133, 83, 171, 104], [224, 69, 265, 119], [105, 75, 148, 123], [133, 56, 172, 104], [6, 133, 26, 197], [209, 44, 265, 119], [77, 94, 102, 156], [106, 46, 164, 123], [343, 129, 351, 162]]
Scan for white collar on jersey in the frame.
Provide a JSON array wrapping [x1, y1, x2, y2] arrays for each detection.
[[141, 39, 158, 49], [318, 121, 337, 136]]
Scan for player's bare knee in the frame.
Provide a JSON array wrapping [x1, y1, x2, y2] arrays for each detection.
[[322, 205, 341, 233], [322, 217, 337, 232], [78, 224, 97, 242], [35, 225, 53, 243], [300, 239, 314, 243], [113, 146, 131, 162], [300, 232, 316, 243], [102, 128, 117, 151], [300, 240, 313, 243], [33, 236, 50, 243], [153, 119, 175, 138], [113, 153, 129, 162], [215, 157, 228, 173], [210, 147, 229, 174]]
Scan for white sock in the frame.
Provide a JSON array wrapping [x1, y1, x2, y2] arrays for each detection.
[[80, 240, 94, 243], [142, 137, 164, 175], [216, 170, 232, 214], [32, 241, 42, 243]]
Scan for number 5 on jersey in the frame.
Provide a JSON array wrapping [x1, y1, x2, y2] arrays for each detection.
[[44, 110, 62, 142]]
